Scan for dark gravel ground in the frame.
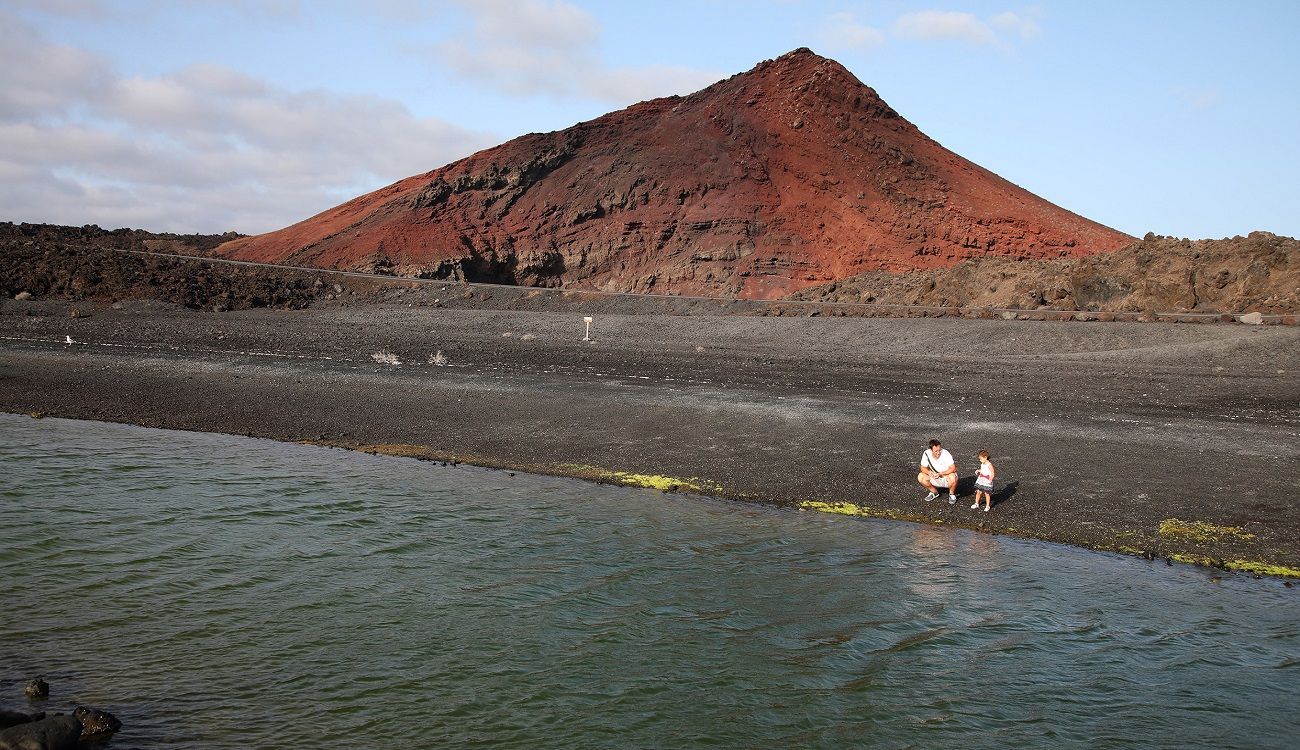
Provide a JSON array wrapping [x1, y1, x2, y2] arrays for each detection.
[[2, 297, 1298, 579]]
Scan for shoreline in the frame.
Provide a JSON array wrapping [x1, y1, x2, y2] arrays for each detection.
[[8, 412, 1298, 582], [3, 298, 1298, 579], [299, 441, 1300, 580]]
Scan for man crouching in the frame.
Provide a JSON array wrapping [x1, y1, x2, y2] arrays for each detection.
[[918, 439, 958, 504]]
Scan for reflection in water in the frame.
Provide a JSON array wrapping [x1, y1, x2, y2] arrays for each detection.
[[1, 414, 1297, 749]]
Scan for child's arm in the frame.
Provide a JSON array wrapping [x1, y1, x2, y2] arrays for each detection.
[[988, 462, 996, 480]]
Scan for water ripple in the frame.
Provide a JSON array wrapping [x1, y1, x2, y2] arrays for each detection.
[[2, 414, 1299, 749]]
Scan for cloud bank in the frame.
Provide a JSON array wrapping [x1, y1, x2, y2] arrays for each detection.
[[895, 11, 998, 44], [826, 7, 1043, 50], [0, 12, 495, 233], [0, 0, 727, 233]]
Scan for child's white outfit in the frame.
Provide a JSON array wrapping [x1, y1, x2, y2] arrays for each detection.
[[975, 460, 995, 493], [973, 460, 995, 509]]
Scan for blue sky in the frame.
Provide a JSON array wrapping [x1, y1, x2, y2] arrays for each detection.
[[2, 0, 1297, 239]]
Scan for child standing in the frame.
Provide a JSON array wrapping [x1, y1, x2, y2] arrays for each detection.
[[972, 450, 996, 512]]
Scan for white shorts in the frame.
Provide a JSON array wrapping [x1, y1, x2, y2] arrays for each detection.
[[930, 475, 952, 489]]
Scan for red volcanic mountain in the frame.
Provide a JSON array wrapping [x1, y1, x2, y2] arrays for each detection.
[[217, 48, 1132, 299]]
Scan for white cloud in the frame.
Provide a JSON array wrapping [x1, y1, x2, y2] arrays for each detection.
[[0, 13, 496, 233], [438, 0, 721, 103], [820, 11, 887, 51], [894, 11, 998, 45], [0, 19, 106, 119], [466, 0, 597, 48], [990, 11, 1042, 39], [892, 8, 1045, 47]]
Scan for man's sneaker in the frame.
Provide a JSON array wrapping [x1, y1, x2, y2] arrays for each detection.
[[948, 495, 957, 504], [924, 491, 938, 502]]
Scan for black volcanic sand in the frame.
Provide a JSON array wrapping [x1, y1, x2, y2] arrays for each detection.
[[2, 296, 1298, 579]]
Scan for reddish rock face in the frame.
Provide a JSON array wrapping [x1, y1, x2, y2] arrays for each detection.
[[217, 48, 1132, 299]]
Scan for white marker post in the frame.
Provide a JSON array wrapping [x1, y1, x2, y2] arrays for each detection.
[[583, 316, 593, 342]]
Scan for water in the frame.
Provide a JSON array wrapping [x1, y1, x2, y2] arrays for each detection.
[[1, 414, 1297, 749]]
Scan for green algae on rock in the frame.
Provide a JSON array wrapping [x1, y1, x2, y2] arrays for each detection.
[[557, 463, 723, 493], [1159, 518, 1255, 543]]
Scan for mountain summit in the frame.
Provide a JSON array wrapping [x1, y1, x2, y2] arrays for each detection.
[[217, 48, 1132, 298]]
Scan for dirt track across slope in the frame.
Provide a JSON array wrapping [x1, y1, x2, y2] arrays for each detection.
[[2, 296, 1297, 579]]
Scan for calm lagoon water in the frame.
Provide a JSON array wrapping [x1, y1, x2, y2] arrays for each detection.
[[1, 413, 1297, 749]]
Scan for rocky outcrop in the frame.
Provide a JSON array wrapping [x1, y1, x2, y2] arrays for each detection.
[[7, 221, 1291, 316], [216, 48, 1131, 299], [0, 222, 320, 311], [0, 707, 120, 750], [0, 715, 81, 750], [0, 711, 44, 731], [790, 231, 1299, 314]]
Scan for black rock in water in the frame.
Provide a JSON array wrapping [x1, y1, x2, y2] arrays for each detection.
[[22, 680, 47, 700], [0, 710, 44, 730], [0, 715, 81, 750], [73, 706, 121, 738], [0, 705, 122, 750]]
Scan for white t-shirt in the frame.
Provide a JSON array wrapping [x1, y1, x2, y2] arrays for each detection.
[[922, 448, 954, 474]]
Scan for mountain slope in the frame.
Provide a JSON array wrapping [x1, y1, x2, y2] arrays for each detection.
[[216, 48, 1132, 299]]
